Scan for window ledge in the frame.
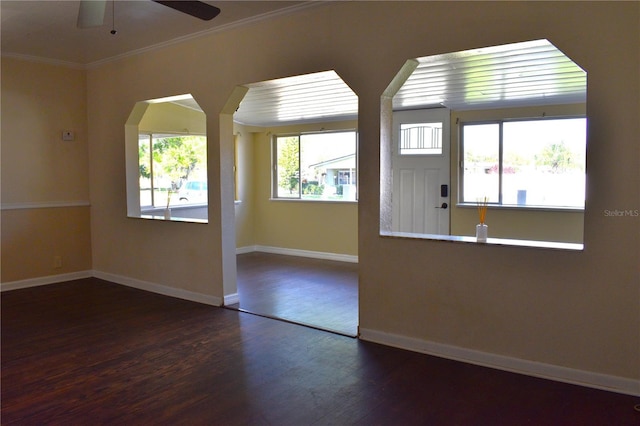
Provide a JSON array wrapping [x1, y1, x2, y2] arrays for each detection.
[[138, 215, 207, 224], [380, 231, 583, 251], [456, 203, 584, 213], [269, 198, 358, 204]]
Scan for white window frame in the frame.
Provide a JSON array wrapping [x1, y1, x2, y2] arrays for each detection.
[[459, 116, 586, 210], [271, 129, 358, 202]]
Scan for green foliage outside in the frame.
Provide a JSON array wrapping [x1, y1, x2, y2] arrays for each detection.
[[277, 136, 300, 194], [139, 134, 206, 207], [466, 140, 583, 174], [536, 141, 583, 173], [139, 135, 206, 186], [302, 181, 324, 196]]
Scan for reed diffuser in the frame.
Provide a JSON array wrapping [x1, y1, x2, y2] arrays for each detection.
[[476, 197, 488, 242]]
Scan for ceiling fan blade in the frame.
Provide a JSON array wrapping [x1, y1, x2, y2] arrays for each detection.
[[152, 1, 221, 21], [77, 0, 107, 28]]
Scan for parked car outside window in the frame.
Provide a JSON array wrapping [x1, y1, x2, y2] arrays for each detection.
[[178, 180, 208, 204]]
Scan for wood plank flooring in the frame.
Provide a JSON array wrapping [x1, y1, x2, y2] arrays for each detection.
[[231, 252, 358, 337], [2, 278, 639, 425]]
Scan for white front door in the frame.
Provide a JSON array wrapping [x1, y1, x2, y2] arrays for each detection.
[[391, 108, 451, 235]]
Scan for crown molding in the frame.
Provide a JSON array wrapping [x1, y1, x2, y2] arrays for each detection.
[[1, 53, 86, 70], [2, 2, 326, 71]]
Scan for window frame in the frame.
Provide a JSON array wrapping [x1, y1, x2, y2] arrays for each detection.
[[459, 115, 586, 210], [271, 129, 359, 202], [138, 131, 208, 211]]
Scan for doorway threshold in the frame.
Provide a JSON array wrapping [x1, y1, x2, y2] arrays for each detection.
[[224, 304, 357, 338]]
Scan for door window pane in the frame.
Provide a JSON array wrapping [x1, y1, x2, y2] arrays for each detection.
[[400, 122, 442, 155]]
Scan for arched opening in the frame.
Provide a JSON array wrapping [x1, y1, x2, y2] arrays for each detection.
[[221, 71, 360, 336], [381, 39, 587, 249], [125, 94, 208, 223]]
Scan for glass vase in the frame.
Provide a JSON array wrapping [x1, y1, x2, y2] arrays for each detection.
[[476, 223, 488, 242]]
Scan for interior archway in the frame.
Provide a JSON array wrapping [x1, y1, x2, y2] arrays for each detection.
[[220, 71, 359, 336]]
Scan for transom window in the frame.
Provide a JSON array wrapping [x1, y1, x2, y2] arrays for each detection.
[[461, 117, 586, 208], [272, 130, 357, 201]]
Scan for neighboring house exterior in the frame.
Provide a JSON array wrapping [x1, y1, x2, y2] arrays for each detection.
[[309, 154, 357, 201]]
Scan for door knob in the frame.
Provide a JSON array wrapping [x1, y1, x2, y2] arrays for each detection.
[[435, 202, 448, 209]]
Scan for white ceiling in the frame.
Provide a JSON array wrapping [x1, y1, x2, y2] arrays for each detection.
[[234, 70, 359, 127], [395, 39, 586, 112], [232, 39, 585, 127], [1, 2, 586, 127]]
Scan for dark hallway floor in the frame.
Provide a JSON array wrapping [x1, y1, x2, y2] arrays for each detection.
[[229, 252, 358, 336]]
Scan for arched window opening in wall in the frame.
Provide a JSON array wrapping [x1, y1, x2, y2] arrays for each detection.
[[380, 39, 587, 249], [125, 94, 208, 223]]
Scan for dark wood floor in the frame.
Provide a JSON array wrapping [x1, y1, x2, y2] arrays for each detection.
[[231, 252, 358, 337], [2, 279, 639, 425]]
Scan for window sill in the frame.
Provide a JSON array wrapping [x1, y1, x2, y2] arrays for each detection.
[[138, 214, 207, 224], [269, 198, 358, 204], [380, 231, 583, 251], [456, 203, 584, 213], [137, 204, 208, 223]]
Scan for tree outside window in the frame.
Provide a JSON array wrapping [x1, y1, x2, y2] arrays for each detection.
[[274, 131, 357, 201], [462, 117, 586, 208], [139, 133, 207, 208]]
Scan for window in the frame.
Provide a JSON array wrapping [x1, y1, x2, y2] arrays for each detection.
[[273, 130, 357, 201], [461, 117, 586, 208], [139, 133, 207, 209], [400, 122, 442, 155]]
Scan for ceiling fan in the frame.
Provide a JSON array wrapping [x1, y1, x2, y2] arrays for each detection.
[[77, 0, 221, 29]]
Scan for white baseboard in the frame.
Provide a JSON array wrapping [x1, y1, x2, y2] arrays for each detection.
[[359, 328, 640, 397], [236, 245, 255, 255], [224, 292, 239, 305], [237, 245, 358, 263], [1, 270, 93, 291], [92, 270, 222, 307]]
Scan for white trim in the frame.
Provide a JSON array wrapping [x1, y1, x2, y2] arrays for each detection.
[[359, 328, 640, 397], [380, 231, 583, 251], [236, 246, 256, 255], [1, 271, 93, 292], [224, 293, 240, 306], [237, 245, 358, 263], [86, 2, 324, 69], [1, 201, 91, 211], [92, 271, 222, 307]]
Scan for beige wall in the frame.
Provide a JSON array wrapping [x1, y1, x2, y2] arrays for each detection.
[[240, 121, 359, 256], [1, 207, 92, 282], [1, 58, 92, 281], [138, 101, 206, 134], [4, 1, 636, 387], [234, 124, 255, 248], [450, 104, 586, 243]]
